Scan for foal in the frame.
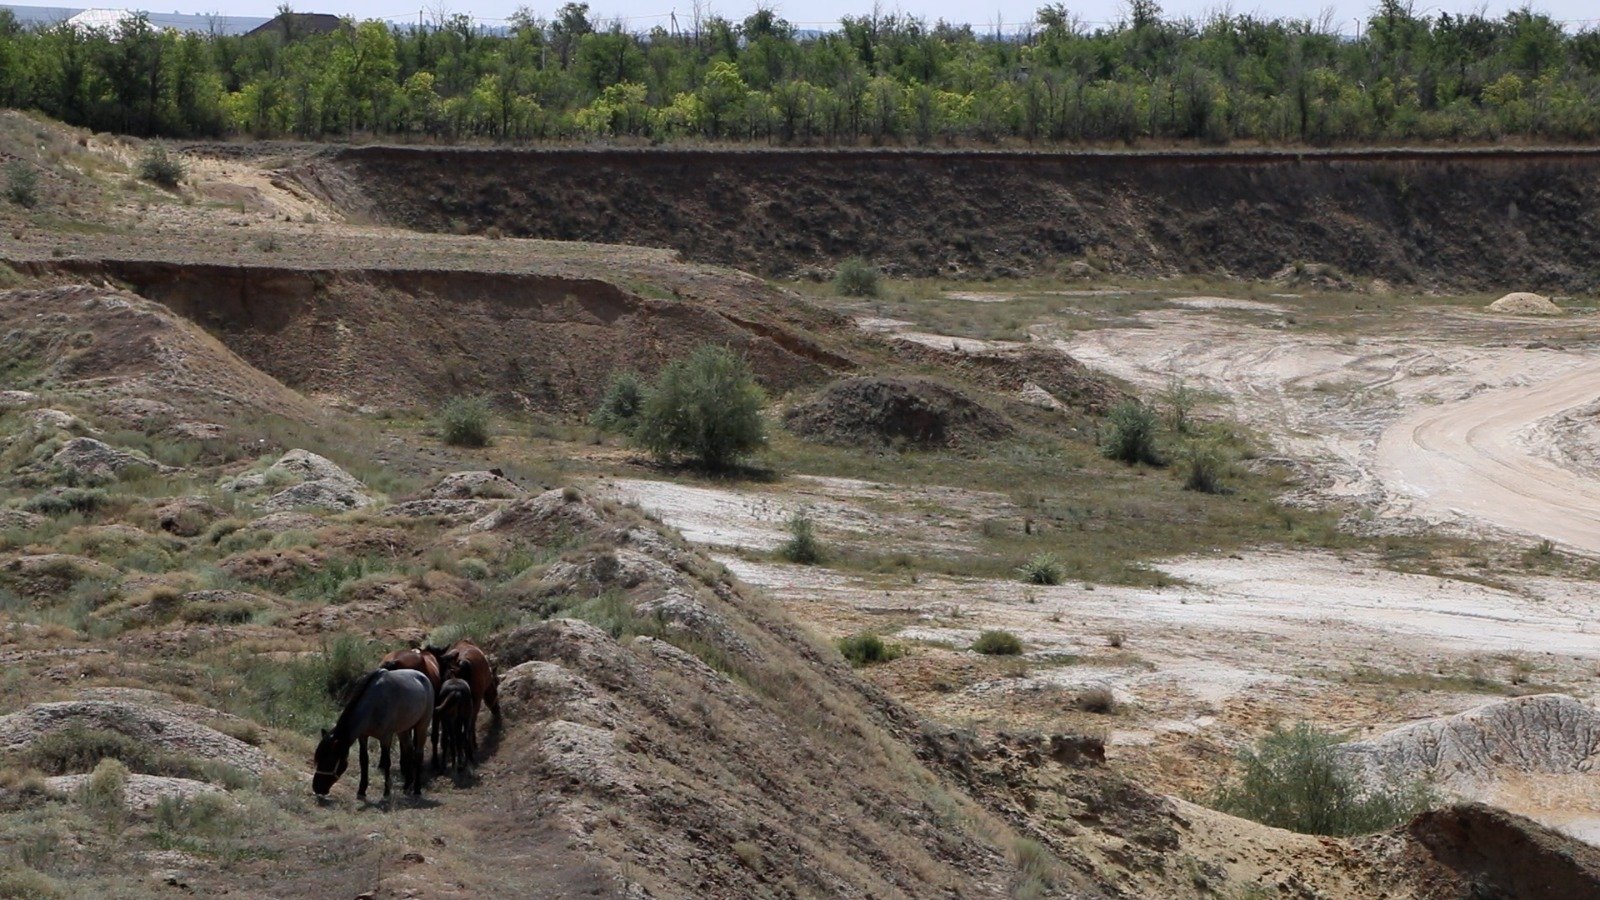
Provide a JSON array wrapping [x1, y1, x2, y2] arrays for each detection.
[[434, 660, 474, 773]]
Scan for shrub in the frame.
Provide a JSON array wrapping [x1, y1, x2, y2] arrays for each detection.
[[1213, 723, 1434, 836], [79, 758, 128, 824], [320, 633, 373, 702], [972, 629, 1023, 655], [4, 161, 38, 209], [832, 257, 880, 297], [437, 395, 492, 447], [1075, 686, 1116, 713], [632, 344, 767, 471], [1017, 552, 1062, 585], [779, 509, 823, 564], [837, 632, 901, 666], [1100, 400, 1163, 466], [1161, 375, 1198, 433], [137, 145, 185, 188], [1183, 443, 1229, 494], [590, 371, 645, 433], [22, 487, 107, 515]]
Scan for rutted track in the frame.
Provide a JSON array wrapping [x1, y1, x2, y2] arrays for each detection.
[[1377, 360, 1600, 553]]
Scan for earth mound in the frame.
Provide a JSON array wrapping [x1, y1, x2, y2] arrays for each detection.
[[1488, 291, 1564, 315], [1340, 694, 1600, 792], [784, 377, 1014, 449], [1408, 803, 1600, 898]]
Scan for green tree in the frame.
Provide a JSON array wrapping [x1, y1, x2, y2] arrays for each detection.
[[632, 345, 767, 470]]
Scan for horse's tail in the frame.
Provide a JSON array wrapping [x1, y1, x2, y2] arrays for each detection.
[[436, 688, 464, 716]]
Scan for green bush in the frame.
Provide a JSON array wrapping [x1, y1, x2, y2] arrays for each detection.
[[1017, 552, 1062, 585], [1100, 400, 1163, 466], [590, 371, 645, 433], [137, 145, 185, 188], [1213, 723, 1433, 836], [779, 509, 823, 564], [837, 632, 901, 666], [632, 344, 767, 471], [22, 487, 107, 515], [1161, 375, 1198, 434], [1183, 443, 1229, 494], [79, 757, 128, 824], [833, 257, 881, 297], [437, 395, 492, 447], [972, 629, 1023, 655], [4, 161, 38, 209]]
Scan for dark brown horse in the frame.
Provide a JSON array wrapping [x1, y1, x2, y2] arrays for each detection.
[[434, 662, 474, 773], [424, 640, 501, 752], [380, 647, 442, 766]]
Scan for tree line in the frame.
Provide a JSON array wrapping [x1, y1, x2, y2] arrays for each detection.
[[3, 0, 1600, 145]]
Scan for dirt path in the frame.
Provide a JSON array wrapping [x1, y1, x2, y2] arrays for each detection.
[[1377, 360, 1600, 553]]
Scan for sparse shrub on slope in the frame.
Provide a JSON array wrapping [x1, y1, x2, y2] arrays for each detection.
[[1101, 400, 1163, 466], [1182, 442, 1229, 494], [837, 632, 901, 666], [137, 145, 185, 188], [779, 509, 823, 564], [437, 395, 492, 447], [4, 161, 38, 208], [833, 257, 880, 297], [1214, 723, 1433, 836], [972, 629, 1023, 655], [1018, 552, 1062, 585], [633, 344, 766, 471], [590, 370, 645, 433]]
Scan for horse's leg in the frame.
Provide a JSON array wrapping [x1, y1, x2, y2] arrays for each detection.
[[467, 697, 481, 763], [379, 736, 393, 801], [357, 737, 369, 800], [414, 721, 428, 794], [430, 712, 441, 771]]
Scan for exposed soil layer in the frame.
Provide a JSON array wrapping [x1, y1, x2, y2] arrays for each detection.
[[1408, 803, 1600, 899], [19, 260, 852, 412], [784, 376, 1014, 449], [322, 147, 1600, 288]]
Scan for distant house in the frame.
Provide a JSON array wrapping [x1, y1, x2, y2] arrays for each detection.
[[0, 4, 268, 34], [245, 11, 342, 40]]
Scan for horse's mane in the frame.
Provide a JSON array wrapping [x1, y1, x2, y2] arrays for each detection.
[[332, 668, 386, 738]]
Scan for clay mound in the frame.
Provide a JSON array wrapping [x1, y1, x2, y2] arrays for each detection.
[[784, 377, 1014, 449], [1340, 694, 1600, 791], [1407, 803, 1600, 898], [0, 699, 273, 775], [0, 285, 320, 422], [894, 342, 1124, 415], [1488, 291, 1564, 315]]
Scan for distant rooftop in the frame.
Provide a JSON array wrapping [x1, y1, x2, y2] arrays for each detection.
[[1, 4, 271, 34]]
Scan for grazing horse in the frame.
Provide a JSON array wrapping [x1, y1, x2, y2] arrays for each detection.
[[426, 640, 501, 738], [313, 668, 434, 802], [380, 647, 442, 767], [434, 663, 474, 773]]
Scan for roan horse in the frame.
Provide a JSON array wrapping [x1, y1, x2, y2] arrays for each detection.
[[379, 647, 442, 767], [313, 668, 434, 802]]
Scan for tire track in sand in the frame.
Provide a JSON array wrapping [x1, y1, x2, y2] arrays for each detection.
[[1376, 359, 1600, 552]]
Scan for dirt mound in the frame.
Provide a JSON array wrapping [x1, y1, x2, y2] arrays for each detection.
[[1341, 694, 1600, 792], [0, 285, 320, 423], [785, 377, 1014, 449], [323, 146, 1600, 289], [894, 342, 1124, 415], [1407, 803, 1600, 899], [1488, 291, 1564, 315], [25, 261, 852, 414], [0, 700, 274, 775]]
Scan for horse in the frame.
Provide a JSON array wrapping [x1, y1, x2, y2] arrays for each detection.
[[379, 647, 442, 767], [425, 640, 501, 738], [312, 668, 434, 802], [434, 663, 474, 773]]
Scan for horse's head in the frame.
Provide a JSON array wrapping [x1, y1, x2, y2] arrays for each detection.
[[311, 727, 348, 796]]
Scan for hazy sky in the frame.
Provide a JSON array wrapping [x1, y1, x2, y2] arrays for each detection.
[[109, 0, 1600, 34]]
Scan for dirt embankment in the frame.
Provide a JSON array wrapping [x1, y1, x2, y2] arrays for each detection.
[[317, 147, 1600, 288], [19, 260, 854, 413]]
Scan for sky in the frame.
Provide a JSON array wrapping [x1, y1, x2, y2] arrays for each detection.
[[57, 0, 1600, 34]]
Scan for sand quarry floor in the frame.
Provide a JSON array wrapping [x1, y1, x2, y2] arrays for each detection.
[[603, 289, 1600, 843]]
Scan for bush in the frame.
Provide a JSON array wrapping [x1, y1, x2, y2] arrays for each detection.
[[1183, 442, 1230, 493], [779, 509, 823, 564], [1161, 375, 1198, 434], [972, 629, 1023, 655], [437, 395, 492, 447], [832, 257, 880, 297], [1074, 686, 1116, 713], [590, 371, 645, 433], [632, 344, 767, 471], [79, 758, 127, 824], [4, 161, 38, 209], [22, 487, 107, 515], [1213, 723, 1434, 836], [1017, 552, 1062, 585], [1100, 400, 1163, 466], [837, 632, 901, 666], [137, 145, 185, 188]]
